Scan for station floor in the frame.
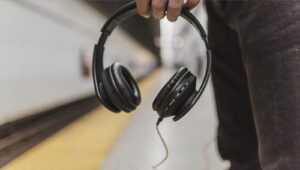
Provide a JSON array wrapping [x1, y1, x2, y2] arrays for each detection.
[[3, 69, 228, 170]]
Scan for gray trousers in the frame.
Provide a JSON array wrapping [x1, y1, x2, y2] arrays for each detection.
[[206, 1, 300, 169]]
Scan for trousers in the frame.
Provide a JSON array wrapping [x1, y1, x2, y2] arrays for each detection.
[[206, 1, 300, 169]]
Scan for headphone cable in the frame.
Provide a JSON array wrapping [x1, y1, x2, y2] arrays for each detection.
[[152, 117, 169, 169]]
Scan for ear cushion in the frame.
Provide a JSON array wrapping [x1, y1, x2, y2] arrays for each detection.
[[98, 83, 121, 112], [111, 63, 141, 107], [153, 67, 188, 111], [102, 63, 140, 112], [102, 68, 130, 112]]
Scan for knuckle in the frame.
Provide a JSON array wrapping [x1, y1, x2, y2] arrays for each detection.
[[152, 0, 164, 10], [153, 11, 164, 19], [136, 0, 149, 16], [137, 9, 147, 16], [169, 2, 182, 10]]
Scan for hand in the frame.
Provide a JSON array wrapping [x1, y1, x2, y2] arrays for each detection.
[[136, 0, 200, 21]]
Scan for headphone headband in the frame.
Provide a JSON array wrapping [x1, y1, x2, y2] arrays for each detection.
[[93, 1, 212, 120], [97, 2, 209, 46]]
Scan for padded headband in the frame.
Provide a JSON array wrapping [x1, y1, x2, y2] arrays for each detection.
[[93, 1, 212, 111]]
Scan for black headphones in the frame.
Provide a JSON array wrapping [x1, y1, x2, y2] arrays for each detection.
[[93, 1, 212, 122]]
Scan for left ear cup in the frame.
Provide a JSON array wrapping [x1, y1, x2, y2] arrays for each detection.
[[98, 82, 121, 112], [153, 67, 197, 119], [102, 63, 141, 112]]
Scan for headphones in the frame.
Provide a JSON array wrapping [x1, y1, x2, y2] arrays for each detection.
[[93, 1, 212, 122]]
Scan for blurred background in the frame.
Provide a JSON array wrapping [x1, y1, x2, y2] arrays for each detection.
[[0, 0, 227, 170]]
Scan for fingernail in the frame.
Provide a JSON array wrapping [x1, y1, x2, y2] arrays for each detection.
[[143, 14, 150, 18]]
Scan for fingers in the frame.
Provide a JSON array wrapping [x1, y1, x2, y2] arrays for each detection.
[[184, 0, 201, 9], [136, 0, 150, 18], [152, 0, 168, 19], [167, 0, 184, 22], [136, 0, 200, 22]]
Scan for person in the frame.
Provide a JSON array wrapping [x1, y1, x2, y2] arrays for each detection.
[[135, 0, 300, 169]]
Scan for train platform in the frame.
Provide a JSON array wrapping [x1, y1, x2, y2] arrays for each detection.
[[3, 69, 227, 170]]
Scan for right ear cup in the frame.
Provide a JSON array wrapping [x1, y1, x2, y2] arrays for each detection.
[[101, 63, 141, 112], [153, 67, 188, 111], [153, 67, 197, 119]]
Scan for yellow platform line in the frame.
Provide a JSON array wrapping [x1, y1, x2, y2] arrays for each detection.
[[3, 69, 160, 170]]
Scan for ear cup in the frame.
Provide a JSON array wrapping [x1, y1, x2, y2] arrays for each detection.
[[153, 67, 197, 118], [153, 67, 188, 111], [173, 92, 197, 121], [158, 74, 196, 118], [102, 63, 141, 112], [98, 83, 121, 112], [111, 63, 141, 107]]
